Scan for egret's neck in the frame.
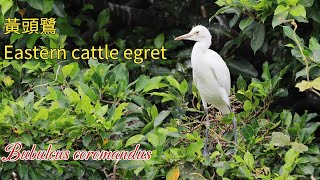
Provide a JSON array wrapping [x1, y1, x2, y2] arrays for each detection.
[[191, 39, 211, 66], [193, 39, 211, 53]]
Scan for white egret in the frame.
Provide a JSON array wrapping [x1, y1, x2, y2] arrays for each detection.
[[174, 25, 237, 156]]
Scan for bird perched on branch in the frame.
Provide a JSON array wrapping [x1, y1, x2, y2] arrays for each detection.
[[174, 25, 237, 156]]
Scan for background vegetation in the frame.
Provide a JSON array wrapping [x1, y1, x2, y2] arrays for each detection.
[[0, 0, 319, 179]]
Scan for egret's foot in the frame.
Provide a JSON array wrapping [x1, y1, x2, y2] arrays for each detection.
[[203, 137, 210, 157], [202, 148, 210, 157]]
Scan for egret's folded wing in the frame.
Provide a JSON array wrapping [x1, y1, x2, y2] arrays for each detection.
[[208, 50, 231, 96]]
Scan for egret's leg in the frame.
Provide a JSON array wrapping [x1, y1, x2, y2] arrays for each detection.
[[228, 106, 238, 144], [202, 101, 210, 156]]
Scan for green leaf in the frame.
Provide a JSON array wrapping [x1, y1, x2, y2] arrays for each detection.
[[154, 110, 170, 129], [227, 58, 258, 78], [285, 148, 300, 164], [290, 4, 306, 18], [186, 141, 203, 156], [10, 33, 24, 44], [229, 14, 240, 29], [52, 0, 66, 17], [244, 151, 254, 170], [79, 84, 98, 102], [250, 23, 265, 54], [33, 108, 49, 122], [309, 37, 320, 50], [125, 134, 144, 147], [290, 142, 308, 153], [286, 0, 299, 6], [97, 9, 110, 28], [150, 105, 158, 120], [2, 76, 14, 87], [143, 76, 165, 93], [271, 132, 291, 147], [117, 160, 145, 170], [147, 133, 163, 147], [135, 75, 150, 92], [29, 168, 42, 180], [272, 11, 288, 28], [62, 64, 74, 78], [307, 145, 320, 154], [166, 76, 181, 92], [295, 77, 320, 92], [27, 0, 54, 14], [17, 164, 28, 178], [82, 135, 93, 147], [26, 34, 40, 49], [241, 125, 255, 140], [243, 100, 252, 111], [141, 122, 153, 135], [112, 103, 128, 122], [215, 0, 227, 6], [180, 79, 188, 95], [283, 25, 295, 41], [299, 0, 314, 7], [63, 88, 80, 104], [0, 0, 13, 14], [154, 33, 165, 49], [19, 134, 33, 146], [309, 5, 320, 23], [299, 164, 315, 175], [282, 110, 293, 129], [274, 5, 289, 15], [239, 17, 254, 31], [262, 62, 271, 80], [237, 75, 247, 89]]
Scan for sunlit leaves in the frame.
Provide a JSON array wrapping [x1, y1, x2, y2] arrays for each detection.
[[274, 5, 289, 14], [295, 77, 320, 92], [125, 134, 144, 147], [271, 132, 290, 146], [2, 76, 14, 87], [63, 88, 80, 104], [0, 0, 13, 15], [290, 142, 308, 153], [147, 132, 166, 147], [244, 151, 254, 170], [290, 4, 306, 18]]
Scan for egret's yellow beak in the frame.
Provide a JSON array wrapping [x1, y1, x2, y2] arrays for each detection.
[[174, 33, 193, 40]]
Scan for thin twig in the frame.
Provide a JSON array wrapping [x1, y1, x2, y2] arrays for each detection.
[[312, 88, 320, 96], [209, 128, 245, 153], [19, 65, 61, 98], [113, 160, 119, 180]]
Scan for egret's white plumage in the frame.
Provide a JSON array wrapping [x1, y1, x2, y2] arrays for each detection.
[[175, 25, 237, 156]]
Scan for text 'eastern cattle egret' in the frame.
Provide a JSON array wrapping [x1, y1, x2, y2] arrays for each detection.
[[174, 25, 237, 156]]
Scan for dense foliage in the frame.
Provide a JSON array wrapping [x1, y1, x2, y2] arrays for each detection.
[[0, 0, 319, 179]]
